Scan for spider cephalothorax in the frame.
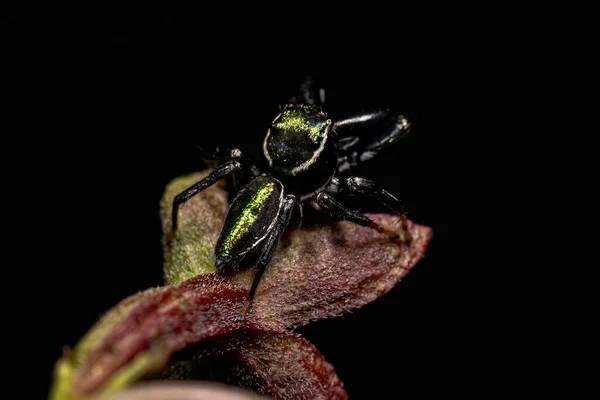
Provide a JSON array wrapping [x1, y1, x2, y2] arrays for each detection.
[[264, 104, 338, 199], [169, 77, 413, 316]]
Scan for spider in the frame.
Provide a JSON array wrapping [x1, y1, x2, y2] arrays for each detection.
[[168, 77, 413, 316]]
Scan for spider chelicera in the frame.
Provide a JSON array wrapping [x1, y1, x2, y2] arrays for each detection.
[[168, 77, 413, 316]]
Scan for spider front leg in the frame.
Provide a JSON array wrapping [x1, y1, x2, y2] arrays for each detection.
[[334, 109, 392, 134], [167, 160, 242, 244], [344, 177, 412, 243], [335, 109, 411, 172], [315, 192, 400, 240], [240, 194, 297, 318]]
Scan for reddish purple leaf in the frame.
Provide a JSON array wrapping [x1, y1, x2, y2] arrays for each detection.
[[64, 170, 433, 400], [74, 274, 252, 395], [164, 328, 347, 400], [233, 330, 347, 400], [252, 215, 432, 328]]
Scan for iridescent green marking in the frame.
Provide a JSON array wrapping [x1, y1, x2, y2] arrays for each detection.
[[264, 104, 333, 175], [219, 181, 277, 258], [275, 105, 330, 144]]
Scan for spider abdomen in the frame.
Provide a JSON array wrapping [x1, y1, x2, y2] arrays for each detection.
[[214, 176, 283, 270]]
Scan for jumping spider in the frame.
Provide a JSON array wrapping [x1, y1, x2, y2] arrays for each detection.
[[168, 77, 412, 316]]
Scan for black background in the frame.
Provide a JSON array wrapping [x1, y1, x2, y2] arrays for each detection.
[[11, 5, 456, 399]]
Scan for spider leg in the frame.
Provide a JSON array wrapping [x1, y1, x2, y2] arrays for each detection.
[[294, 201, 304, 229], [359, 114, 410, 161], [334, 109, 393, 136], [344, 177, 412, 243], [334, 110, 411, 173], [196, 147, 256, 195], [240, 194, 297, 317], [315, 192, 400, 241], [168, 160, 242, 244]]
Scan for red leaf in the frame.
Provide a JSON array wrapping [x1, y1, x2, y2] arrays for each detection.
[[252, 215, 432, 328], [70, 171, 433, 399], [74, 274, 252, 395], [233, 330, 347, 400], [168, 329, 348, 400]]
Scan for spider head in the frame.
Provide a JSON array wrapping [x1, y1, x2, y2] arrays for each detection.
[[263, 104, 333, 176]]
